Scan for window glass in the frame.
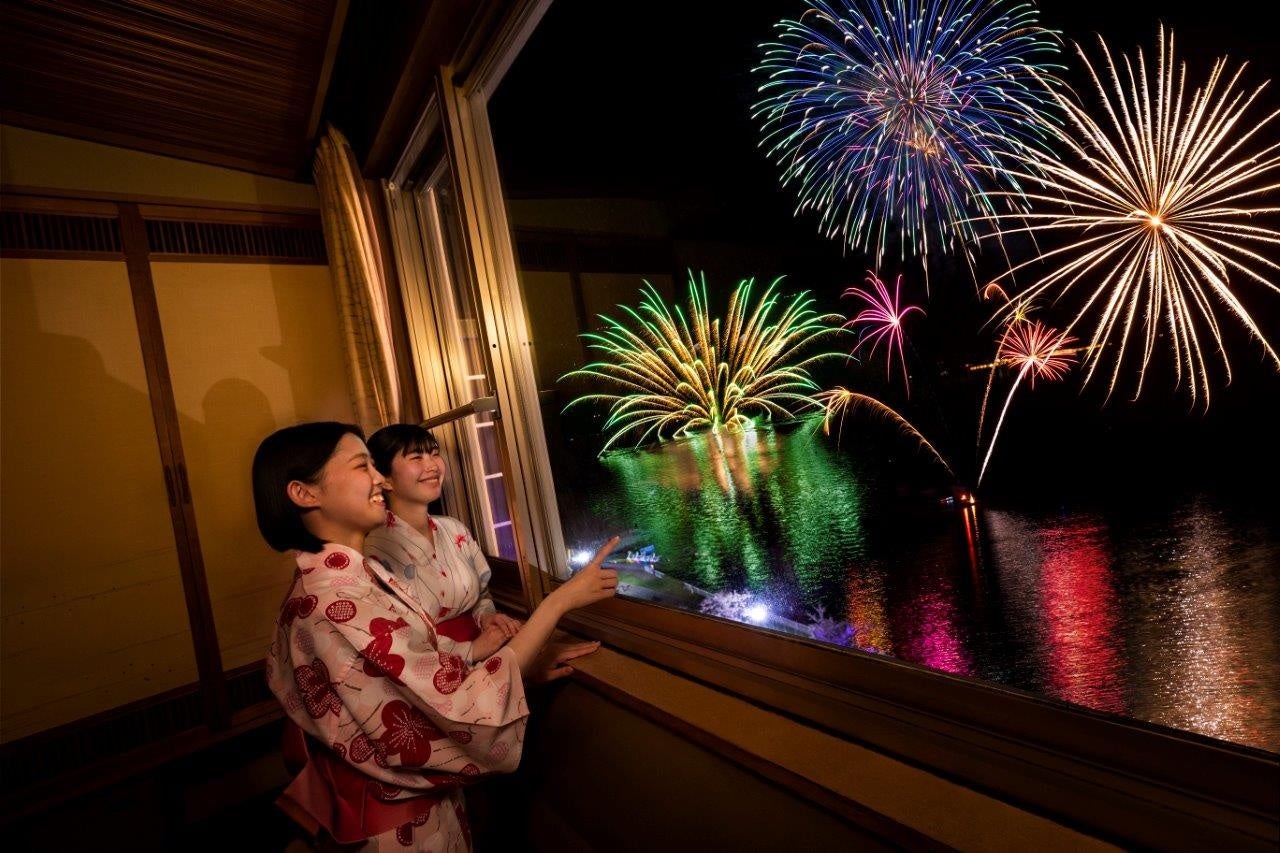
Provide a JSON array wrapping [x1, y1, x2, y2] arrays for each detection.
[[424, 169, 518, 559], [486, 0, 1279, 752]]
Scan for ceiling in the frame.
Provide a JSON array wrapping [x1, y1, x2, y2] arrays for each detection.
[[0, 0, 348, 180]]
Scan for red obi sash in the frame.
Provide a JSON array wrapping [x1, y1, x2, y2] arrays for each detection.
[[278, 722, 441, 844], [435, 613, 480, 643]]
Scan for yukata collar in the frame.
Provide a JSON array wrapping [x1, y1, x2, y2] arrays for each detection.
[[305, 541, 439, 631], [294, 542, 364, 575]]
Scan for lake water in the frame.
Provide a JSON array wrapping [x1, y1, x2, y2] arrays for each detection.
[[554, 420, 1280, 753]]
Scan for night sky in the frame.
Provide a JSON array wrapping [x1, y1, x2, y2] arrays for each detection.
[[489, 0, 1279, 494]]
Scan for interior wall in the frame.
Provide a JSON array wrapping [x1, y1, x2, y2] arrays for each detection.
[[0, 128, 354, 741], [151, 262, 355, 669], [0, 259, 199, 741]]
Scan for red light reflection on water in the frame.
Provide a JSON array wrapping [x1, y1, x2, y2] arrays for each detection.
[[889, 552, 973, 677], [1036, 521, 1126, 714], [902, 587, 973, 676]]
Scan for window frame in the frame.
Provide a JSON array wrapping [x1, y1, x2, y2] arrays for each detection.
[[383, 118, 521, 561], [384, 1, 1280, 846]]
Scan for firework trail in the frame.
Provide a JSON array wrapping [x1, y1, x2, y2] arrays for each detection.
[[975, 286, 1037, 449], [977, 321, 1075, 486], [818, 387, 954, 475]]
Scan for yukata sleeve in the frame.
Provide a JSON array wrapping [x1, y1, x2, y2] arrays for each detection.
[[319, 590, 528, 777]]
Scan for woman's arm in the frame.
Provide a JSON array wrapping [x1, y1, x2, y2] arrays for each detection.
[[504, 536, 618, 677]]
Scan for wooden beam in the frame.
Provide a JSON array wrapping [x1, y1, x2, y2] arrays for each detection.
[[306, 0, 351, 142], [2, 184, 318, 216], [118, 202, 230, 730], [362, 0, 479, 177], [1, 113, 302, 180]]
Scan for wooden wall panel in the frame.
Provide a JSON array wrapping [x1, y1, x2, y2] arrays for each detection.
[[0, 259, 199, 742]]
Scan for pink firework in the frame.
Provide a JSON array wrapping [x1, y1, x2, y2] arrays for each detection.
[[978, 321, 1075, 487], [999, 321, 1076, 388], [843, 272, 924, 396]]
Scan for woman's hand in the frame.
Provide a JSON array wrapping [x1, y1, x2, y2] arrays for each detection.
[[506, 536, 618, 678], [478, 611, 522, 639], [470, 622, 512, 661], [527, 639, 601, 684], [549, 536, 620, 614]]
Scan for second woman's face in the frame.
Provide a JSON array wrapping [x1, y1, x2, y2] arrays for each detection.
[[387, 445, 447, 506], [314, 433, 388, 534]]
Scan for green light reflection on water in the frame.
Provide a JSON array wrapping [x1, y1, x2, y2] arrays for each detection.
[[596, 416, 870, 609]]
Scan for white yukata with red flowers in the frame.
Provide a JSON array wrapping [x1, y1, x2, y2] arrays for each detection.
[[267, 544, 527, 852], [365, 513, 497, 665]]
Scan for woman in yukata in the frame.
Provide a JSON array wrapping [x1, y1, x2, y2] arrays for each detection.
[[254, 421, 619, 852], [364, 424, 517, 669]]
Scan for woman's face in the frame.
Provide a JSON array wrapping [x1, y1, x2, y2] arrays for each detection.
[[387, 443, 447, 506], [312, 433, 388, 534]]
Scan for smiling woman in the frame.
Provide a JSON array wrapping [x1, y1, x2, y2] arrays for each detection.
[[252, 420, 620, 850], [365, 423, 524, 666]]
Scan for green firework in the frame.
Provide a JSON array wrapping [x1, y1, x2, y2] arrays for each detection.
[[562, 271, 845, 454]]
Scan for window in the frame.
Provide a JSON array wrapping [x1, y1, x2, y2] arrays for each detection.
[[481, 0, 1278, 756]]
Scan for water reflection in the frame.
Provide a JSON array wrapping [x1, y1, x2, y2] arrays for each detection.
[[1124, 503, 1279, 748], [987, 513, 1126, 714], [570, 422, 1280, 751]]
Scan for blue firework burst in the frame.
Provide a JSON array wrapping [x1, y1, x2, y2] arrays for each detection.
[[753, 0, 1061, 265]]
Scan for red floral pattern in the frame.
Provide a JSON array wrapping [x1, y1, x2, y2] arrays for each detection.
[[325, 599, 357, 623], [294, 659, 342, 718], [267, 538, 530, 846], [279, 594, 317, 626], [293, 628, 315, 657], [370, 616, 408, 636], [454, 533, 467, 548], [395, 808, 431, 846], [432, 652, 466, 695], [349, 732, 389, 768], [378, 700, 443, 767], [372, 781, 402, 801], [361, 617, 409, 682]]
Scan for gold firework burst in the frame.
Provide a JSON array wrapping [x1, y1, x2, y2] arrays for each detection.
[[983, 27, 1280, 405]]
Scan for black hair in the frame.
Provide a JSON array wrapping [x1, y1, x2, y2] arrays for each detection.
[[252, 421, 364, 553], [366, 423, 440, 477]]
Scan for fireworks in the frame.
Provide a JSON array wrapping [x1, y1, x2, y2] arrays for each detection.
[[976, 285, 1038, 446], [843, 272, 925, 396], [753, 0, 1061, 263], [982, 28, 1280, 405], [562, 273, 844, 454], [818, 387, 953, 474], [977, 321, 1076, 486]]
